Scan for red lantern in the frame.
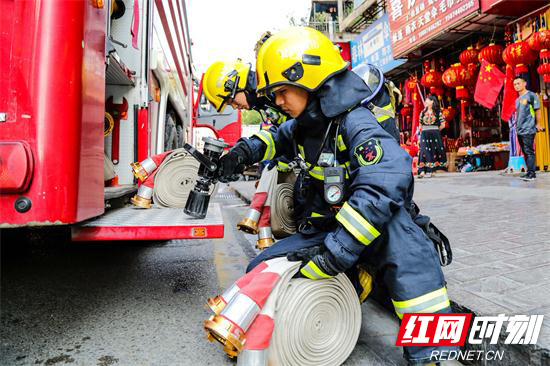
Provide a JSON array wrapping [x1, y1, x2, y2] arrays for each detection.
[[542, 49, 550, 60], [460, 47, 479, 66], [406, 77, 417, 92], [442, 106, 456, 122], [421, 69, 443, 94], [478, 43, 504, 65], [467, 63, 479, 86], [538, 63, 550, 83], [528, 29, 550, 52], [423, 60, 431, 73], [432, 87, 445, 97], [442, 63, 471, 100], [503, 41, 537, 75]]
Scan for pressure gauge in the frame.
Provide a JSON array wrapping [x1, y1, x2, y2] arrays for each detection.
[[324, 167, 346, 205], [326, 185, 343, 205]]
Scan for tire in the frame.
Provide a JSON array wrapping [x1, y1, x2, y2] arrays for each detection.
[[176, 124, 184, 148], [164, 113, 178, 151]]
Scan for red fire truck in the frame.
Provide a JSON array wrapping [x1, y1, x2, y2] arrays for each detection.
[[0, 0, 236, 240]]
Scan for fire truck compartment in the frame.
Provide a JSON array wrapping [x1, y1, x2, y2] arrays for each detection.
[[71, 204, 224, 241], [104, 185, 138, 200]]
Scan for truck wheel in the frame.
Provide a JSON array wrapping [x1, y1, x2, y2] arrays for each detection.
[[164, 113, 178, 151], [176, 125, 184, 148]]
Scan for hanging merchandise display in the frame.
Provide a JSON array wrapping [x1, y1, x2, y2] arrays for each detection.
[[531, 17, 550, 83], [443, 63, 472, 100], [539, 62, 550, 82], [460, 47, 479, 67], [442, 106, 457, 123], [503, 41, 537, 75], [479, 44, 505, 65], [527, 22, 550, 60], [421, 68, 444, 96], [389, 4, 550, 174], [460, 47, 480, 86]]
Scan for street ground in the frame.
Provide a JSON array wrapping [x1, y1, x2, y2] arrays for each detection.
[[414, 171, 550, 365], [1, 186, 424, 366], [1, 171, 548, 366]]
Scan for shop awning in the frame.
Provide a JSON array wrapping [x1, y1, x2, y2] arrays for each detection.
[[386, 11, 513, 80], [481, 0, 549, 17]]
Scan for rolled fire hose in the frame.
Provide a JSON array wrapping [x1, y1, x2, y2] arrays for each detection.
[[270, 183, 296, 238], [267, 275, 361, 366], [205, 258, 362, 366], [153, 149, 216, 208]]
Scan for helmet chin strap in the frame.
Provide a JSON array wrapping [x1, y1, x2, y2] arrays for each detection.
[[244, 89, 259, 110], [296, 96, 328, 136]]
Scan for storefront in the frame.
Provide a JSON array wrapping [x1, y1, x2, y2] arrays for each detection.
[[385, 0, 550, 174]]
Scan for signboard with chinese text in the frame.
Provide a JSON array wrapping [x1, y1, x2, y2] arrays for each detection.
[[350, 14, 406, 73], [387, 0, 481, 58]]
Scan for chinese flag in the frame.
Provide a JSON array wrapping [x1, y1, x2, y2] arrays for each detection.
[[501, 65, 518, 122], [474, 60, 505, 110]]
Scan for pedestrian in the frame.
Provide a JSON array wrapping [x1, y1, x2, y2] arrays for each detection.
[[513, 76, 542, 181], [217, 27, 455, 366], [417, 95, 447, 178]]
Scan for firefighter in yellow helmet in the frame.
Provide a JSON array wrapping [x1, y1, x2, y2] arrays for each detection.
[[202, 31, 276, 114], [202, 60, 257, 113], [217, 27, 454, 366]]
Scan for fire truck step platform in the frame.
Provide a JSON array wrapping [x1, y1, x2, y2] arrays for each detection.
[[71, 204, 224, 241]]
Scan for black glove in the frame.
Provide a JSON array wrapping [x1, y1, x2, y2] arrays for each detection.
[[287, 245, 340, 280], [218, 144, 250, 182], [267, 159, 279, 170]]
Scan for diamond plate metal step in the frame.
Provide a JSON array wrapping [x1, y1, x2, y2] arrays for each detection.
[[71, 204, 224, 241]]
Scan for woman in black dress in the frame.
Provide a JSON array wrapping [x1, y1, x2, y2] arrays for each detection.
[[418, 95, 447, 178]]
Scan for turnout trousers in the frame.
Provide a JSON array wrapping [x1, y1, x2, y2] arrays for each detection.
[[246, 206, 458, 365]]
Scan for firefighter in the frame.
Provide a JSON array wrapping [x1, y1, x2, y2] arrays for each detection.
[[202, 59, 290, 174], [217, 27, 455, 365], [202, 59, 270, 114]]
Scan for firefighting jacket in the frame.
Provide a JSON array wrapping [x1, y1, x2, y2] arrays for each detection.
[[237, 70, 414, 273]]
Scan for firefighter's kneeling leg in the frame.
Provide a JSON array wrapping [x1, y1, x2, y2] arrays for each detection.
[[246, 231, 328, 273], [381, 207, 458, 365]]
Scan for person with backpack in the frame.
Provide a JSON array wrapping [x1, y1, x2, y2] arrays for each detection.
[[217, 27, 455, 366], [513, 76, 543, 181]]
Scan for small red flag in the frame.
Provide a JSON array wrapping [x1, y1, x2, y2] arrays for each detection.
[[474, 60, 505, 109], [501, 65, 518, 122]]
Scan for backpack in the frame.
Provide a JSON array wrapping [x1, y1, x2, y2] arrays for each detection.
[[353, 64, 402, 141]]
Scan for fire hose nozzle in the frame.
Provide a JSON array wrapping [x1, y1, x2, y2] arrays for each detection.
[[256, 238, 275, 250], [204, 315, 245, 358], [130, 162, 148, 181], [236, 218, 259, 235], [206, 295, 226, 315]]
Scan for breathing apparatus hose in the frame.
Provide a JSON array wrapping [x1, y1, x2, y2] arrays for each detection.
[[153, 149, 216, 208], [267, 274, 361, 366]]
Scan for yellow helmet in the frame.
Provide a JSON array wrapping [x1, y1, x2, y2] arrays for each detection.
[[203, 60, 252, 112], [256, 27, 348, 95]]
